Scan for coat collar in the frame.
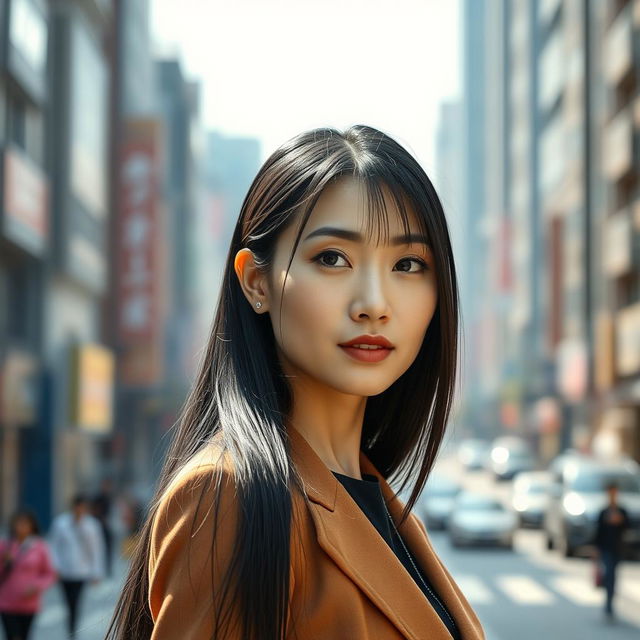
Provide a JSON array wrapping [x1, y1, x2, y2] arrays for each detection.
[[287, 425, 483, 640]]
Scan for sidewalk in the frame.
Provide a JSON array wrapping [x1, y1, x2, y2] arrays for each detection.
[[31, 555, 129, 640]]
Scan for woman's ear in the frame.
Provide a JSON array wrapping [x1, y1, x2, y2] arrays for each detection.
[[234, 248, 270, 313]]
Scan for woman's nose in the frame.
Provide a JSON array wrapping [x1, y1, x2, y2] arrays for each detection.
[[349, 270, 391, 321]]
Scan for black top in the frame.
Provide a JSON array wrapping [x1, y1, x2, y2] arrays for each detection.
[[594, 505, 629, 556], [333, 471, 460, 640]]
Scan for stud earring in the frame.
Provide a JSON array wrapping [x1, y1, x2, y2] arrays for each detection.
[[255, 301, 262, 309]]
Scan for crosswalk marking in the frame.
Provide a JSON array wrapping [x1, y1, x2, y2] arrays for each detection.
[[456, 576, 495, 604], [495, 575, 555, 605], [549, 576, 602, 606]]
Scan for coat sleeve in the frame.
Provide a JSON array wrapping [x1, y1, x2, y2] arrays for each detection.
[[148, 462, 244, 639]]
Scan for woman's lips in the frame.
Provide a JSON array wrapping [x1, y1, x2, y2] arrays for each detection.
[[338, 345, 393, 363]]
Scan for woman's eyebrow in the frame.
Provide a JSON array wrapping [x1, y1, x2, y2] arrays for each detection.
[[303, 226, 431, 248]]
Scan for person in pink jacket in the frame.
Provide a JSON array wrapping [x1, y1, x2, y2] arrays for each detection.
[[0, 508, 58, 640]]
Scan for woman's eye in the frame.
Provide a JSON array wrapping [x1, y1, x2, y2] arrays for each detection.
[[395, 257, 428, 273], [313, 251, 349, 268], [312, 252, 428, 272]]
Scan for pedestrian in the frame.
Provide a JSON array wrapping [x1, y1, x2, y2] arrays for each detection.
[[0, 508, 57, 640], [49, 494, 106, 638], [105, 126, 485, 639], [91, 478, 114, 578], [593, 481, 629, 622]]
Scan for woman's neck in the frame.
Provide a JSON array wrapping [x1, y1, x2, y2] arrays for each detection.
[[286, 381, 367, 479]]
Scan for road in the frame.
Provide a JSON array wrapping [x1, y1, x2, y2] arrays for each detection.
[[27, 456, 640, 640], [30, 556, 127, 640], [421, 454, 640, 639]]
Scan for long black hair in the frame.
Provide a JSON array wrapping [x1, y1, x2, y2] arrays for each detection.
[[8, 508, 41, 538], [105, 124, 460, 639]]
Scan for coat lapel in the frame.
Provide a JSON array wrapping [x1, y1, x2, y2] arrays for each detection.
[[287, 425, 481, 640], [360, 454, 484, 640]]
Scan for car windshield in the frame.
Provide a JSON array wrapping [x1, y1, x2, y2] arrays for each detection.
[[457, 495, 504, 511], [570, 471, 640, 493], [461, 441, 488, 452], [509, 450, 532, 460], [426, 477, 460, 497], [525, 483, 548, 494]]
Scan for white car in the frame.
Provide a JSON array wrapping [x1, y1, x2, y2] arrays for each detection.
[[490, 437, 536, 480], [458, 439, 492, 471], [419, 474, 461, 530], [511, 471, 552, 528], [449, 492, 517, 548]]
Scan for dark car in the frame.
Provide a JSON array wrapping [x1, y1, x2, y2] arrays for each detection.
[[544, 459, 640, 557]]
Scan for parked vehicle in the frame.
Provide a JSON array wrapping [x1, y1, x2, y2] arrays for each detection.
[[548, 449, 588, 479], [544, 459, 640, 557], [458, 439, 492, 471], [448, 492, 517, 549], [490, 437, 536, 481], [420, 473, 462, 530], [511, 471, 552, 528]]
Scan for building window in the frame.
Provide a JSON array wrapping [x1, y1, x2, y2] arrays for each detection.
[[7, 92, 27, 151], [6, 91, 44, 165], [0, 82, 6, 143]]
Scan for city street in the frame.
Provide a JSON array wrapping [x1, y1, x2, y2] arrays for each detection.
[[432, 528, 640, 639], [30, 556, 127, 640], [23, 448, 640, 640], [422, 452, 640, 639]]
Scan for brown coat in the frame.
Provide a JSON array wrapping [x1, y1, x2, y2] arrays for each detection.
[[148, 426, 485, 639]]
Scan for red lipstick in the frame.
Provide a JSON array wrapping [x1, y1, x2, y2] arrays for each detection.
[[338, 335, 394, 363]]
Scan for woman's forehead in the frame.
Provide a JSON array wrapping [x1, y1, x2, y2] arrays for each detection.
[[302, 177, 423, 240]]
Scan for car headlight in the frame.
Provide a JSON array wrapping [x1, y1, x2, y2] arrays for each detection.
[[492, 447, 509, 464], [563, 492, 585, 516], [513, 496, 528, 512]]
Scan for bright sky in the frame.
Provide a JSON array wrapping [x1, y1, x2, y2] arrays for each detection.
[[150, 0, 460, 171]]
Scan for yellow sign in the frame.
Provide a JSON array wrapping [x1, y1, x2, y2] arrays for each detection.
[[70, 343, 114, 433]]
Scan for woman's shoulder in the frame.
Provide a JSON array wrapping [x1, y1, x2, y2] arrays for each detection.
[[160, 437, 234, 501], [150, 437, 237, 549], [148, 437, 240, 600]]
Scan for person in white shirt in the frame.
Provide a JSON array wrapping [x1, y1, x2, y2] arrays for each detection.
[[49, 494, 105, 638]]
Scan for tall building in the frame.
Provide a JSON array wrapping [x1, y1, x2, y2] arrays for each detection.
[[461, 0, 640, 463], [44, 0, 115, 520], [434, 100, 468, 419], [588, 0, 640, 461], [109, 0, 167, 494], [204, 131, 261, 249], [0, 0, 50, 524]]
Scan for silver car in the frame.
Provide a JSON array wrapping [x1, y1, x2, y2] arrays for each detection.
[[490, 437, 536, 481], [458, 439, 492, 471], [419, 473, 462, 530], [511, 471, 552, 528], [448, 492, 517, 548], [544, 459, 640, 557]]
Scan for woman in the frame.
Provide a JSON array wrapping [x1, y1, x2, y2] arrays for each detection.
[[106, 125, 484, 639], [0, 509, 57, 640]]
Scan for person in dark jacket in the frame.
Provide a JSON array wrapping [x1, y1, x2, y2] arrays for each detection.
[[594, 482, 629, 621]]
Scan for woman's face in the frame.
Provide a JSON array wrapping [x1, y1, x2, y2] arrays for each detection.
[[13, 516, 34, 539], [265, 175, 438, 397]]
